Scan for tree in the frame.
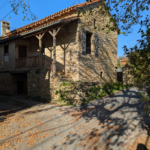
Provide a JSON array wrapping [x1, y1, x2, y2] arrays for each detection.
[[83, 0, 150, 117], [1, 0, 37, 21], [85, 0, 150, 35], [123, 26, 150, 118]]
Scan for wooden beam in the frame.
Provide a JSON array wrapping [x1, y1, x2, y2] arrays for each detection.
[[48, 27, 61, 76], [48, 31, 53, 37], [23, 24, 64, 39], [41, 32, 45, 39], [35, 32, 45, 66], [36, 32, 45, 40], [36, 35, 40, 40], [53, 29, 56, 76], [55, 28, 61, 36]]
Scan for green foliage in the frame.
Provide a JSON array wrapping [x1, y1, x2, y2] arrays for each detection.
[[82, 82, 132, 105], [76, 80, 82, 82], [124, 26, 150, 119], [55, 81, 132, 106], [55, 81, 75, 105], [83, 0, 150, 35], [9, 0, 38, 21]]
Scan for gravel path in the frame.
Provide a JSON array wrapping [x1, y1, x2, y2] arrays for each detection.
[[0, 87, 150, 150]]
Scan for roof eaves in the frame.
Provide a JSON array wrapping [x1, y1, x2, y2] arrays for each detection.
[[0, 17, 79, 44], [21, 19, 63, 36]]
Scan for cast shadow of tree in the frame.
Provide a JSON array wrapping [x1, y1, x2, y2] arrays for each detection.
[[51, 88, 150, 150], [1, 88, 149, 150]]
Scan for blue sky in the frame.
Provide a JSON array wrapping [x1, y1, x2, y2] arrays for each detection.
[[0, 0, 143, 57]]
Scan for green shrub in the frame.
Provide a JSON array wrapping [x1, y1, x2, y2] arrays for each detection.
[[55, 81, 132, 106]]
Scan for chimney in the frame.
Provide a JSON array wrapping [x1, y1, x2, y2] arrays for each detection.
[[1, 21, 10, 36]]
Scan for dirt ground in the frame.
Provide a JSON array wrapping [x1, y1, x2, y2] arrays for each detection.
[[0, 87, 150, 150]]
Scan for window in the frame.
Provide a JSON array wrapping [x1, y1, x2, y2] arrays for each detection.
[[4, 44, 9, 56], [100, 72, 103, 78], [86, 33, 92, 54], [42, 43, 45, 56], [94, 19, 96, 27], [19, 45, 27, 58]]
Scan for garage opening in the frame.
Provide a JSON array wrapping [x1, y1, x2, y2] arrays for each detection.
[[11, 73, 27, 95], [17, 81, 24, 94]]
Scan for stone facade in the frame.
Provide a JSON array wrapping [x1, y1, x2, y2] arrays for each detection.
[[27, 67, 51, 100], [50, 81, 105, 106], [122, 67, 135, 85], [0, 71, 27, 95], [0, 1, 118, 105], [0, 73, 16, 94], [77, 2, 117, 82]]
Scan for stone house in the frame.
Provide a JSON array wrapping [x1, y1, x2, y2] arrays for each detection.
[[120, 57, 129, 67], [0, 0, 117, 103]]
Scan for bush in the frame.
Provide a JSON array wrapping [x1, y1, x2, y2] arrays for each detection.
[[55, 81, 132, 106]]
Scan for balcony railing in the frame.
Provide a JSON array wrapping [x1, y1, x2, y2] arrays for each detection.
[[16, 56, 53, 70]]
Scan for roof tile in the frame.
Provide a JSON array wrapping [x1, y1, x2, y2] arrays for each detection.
[[6, 0, 101, 37]]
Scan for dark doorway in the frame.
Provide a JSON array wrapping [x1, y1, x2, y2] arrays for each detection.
[[17, 81, 24, 94], [117, 72, 123, 83], [19, 45, 27, 58], [11, 73, 27, 95]]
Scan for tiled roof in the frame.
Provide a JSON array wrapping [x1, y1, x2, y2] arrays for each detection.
[[6, 0, 101, 37], [120, 58, 129, 61]]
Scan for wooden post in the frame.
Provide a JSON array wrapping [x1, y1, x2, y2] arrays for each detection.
[[49, 28, 60, 76], [53, 29, 56, 76], [36, 32, 45, 66]]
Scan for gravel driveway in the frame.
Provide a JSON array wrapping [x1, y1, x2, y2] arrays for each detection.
[[0, 87, 150, 150]]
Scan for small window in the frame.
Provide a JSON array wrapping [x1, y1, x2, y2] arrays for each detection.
[[19, 45, 27, 58], [4, 44, 9, 56], [94, 19, 96, 27], [100, 72, 103, 78], [86, 33, 92, 54], [42, 43, 45, 56]]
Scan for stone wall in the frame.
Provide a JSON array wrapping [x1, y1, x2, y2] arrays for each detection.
[[0, 1, 117, 83], [24, 21, 80, 81], [122, 67, 135, 85], [50, 81, 105, 106], [0, 73, 16, 94], [77, 2, 117, 82], [27, 67, 51, 100], [0, 71, 27, 95]]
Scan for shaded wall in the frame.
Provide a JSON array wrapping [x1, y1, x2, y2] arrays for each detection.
[[0, 41, 16, 69], [25, 21, 79, 81], [77, 2, 117, 82], [27, 67, 51, 100], [0, 72, 27, 95], [122, 67, 135, 85]]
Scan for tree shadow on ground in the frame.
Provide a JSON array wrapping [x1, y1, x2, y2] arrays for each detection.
[[51, 87, 150, 150], [0, 87, 150, 150], [0, 97, 45, 123]]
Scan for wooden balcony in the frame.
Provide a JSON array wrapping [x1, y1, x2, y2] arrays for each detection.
[[16, 56, 53, 70]]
